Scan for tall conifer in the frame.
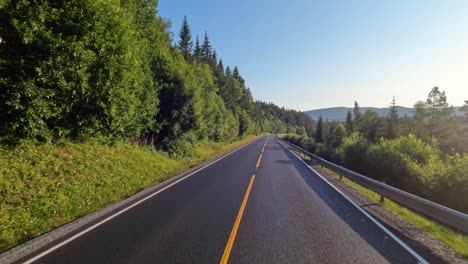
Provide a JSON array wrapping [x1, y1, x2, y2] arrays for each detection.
[[193, 34, 202, 63], [178, 16, 193, 61]]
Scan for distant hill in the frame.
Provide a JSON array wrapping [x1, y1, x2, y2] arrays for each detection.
[[305, 106, 462, 122]]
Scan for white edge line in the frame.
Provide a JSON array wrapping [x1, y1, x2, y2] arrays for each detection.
[[276, 138, 429, 264], [23, 137, 262, 264]]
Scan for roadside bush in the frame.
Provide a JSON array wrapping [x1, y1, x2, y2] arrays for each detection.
[[365, 136, 468, 214], [387, 134, 441, 166], [366, 135, 442, 196], [298, 136, 314, 152], [432, 155, 468, 213], [335, 133, 371, 174], [283, 134, 315, 153], [283, 134, 302, 146], [315, 143, 336, 162]]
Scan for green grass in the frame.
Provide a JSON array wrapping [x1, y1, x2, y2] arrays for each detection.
[[0, 136, 259, 252], [319, 165, 468, 258]]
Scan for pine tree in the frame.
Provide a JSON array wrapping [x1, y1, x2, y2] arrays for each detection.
[[353, 101, 362, 121], [345, 110, 353, 134], [214, 59, 225, 85], [233, 66, 245, 86], [178, 16, 193, 61], [353, 101, 362, 131], [305, 115, 314, 137], [193, 34, 202, 63], [233, 66, 239, 78], [225, 66, 232, 78], [210, 50, 217, 70], [326, 122, 336, 145], [217, 60, 225, 76], [386, 96, 400, 139], [425, 86, 456, 153], [426, 87, 454, 147], [314, 116, 325, 144], [202, 32, 212, 63]]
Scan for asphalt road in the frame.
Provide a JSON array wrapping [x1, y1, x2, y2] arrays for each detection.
[[22, 136, 424, 263]]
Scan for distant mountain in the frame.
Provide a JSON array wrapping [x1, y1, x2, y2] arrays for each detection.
[[305, 106, 463, 122]]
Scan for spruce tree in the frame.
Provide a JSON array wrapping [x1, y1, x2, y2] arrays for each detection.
[[389, 97, 399, 119], [225, 66, 232, 78], [314, 116, 325, 144], [178, 16, 193, 61], [217, 60, 225, 76], [193, 34, 202, 63], [353, 101, 362, 121], [353, 101, 362, 131], [233, 66, 245, 86], [326, 122, 336, 145], [386, 97, 400, 139], [210, 50, 217, 70], [202, 32, 212, 63], [345, 110, 353, 134], [214, 59, 225, 85], [233, 66, 240, 79]]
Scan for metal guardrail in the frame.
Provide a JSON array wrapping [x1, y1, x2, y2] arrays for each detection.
[[279, 138, 468, 234]]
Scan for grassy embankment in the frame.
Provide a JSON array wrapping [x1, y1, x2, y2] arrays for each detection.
[[0, 135, 259, 252], [318, 165, 468, 258]]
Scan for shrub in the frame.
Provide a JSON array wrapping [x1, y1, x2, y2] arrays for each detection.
[[315, 143, 336, 162], [432, 155, 468, 213], [298, 136, 314, 152], [283, 134, 315, 153], [366, 135, 442, 196], [336, 133, 371, 174]]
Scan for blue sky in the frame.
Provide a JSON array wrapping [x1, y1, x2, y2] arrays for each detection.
[[158, 0, 468, 111]]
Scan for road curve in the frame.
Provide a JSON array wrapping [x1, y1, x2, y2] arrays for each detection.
[[19, 136, 424, 264]]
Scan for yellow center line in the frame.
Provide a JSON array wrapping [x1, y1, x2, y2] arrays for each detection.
[[256, 153, 263, 168], [220, 136, 268, 263], [220, 175, 256, 264]]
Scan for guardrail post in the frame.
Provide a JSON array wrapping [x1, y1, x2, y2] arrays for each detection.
[[339, 174, 342, 180], [380, 194, 385, 203]]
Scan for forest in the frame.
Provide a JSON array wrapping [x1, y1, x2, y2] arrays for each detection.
[[0, 0, 313, 155], [0, 0, 318, 250], [285, 87, 468, 214]]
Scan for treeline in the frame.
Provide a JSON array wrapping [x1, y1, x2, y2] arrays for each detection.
[[285, 87, 468, 213], [254, 101, 314, 137], [0, 1, 312, 154]]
